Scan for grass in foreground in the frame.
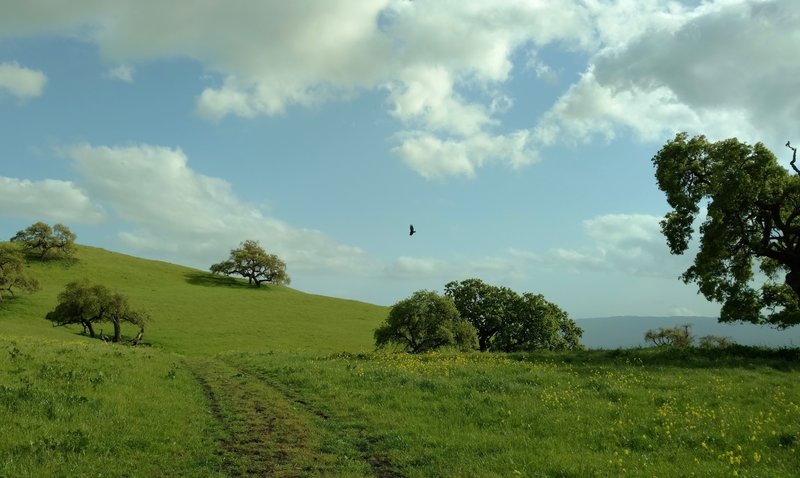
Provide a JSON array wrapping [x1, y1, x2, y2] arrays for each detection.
[[221, 348, 800, 477], [0, 336, 224, 477]]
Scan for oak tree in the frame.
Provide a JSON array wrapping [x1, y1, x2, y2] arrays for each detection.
[[0, 244, 40, 300], [45, 281, 148, 342], [210, 240, 290, 287], [653, 133, 800, 328], [11, 222, 76, 259], [374, 290, 478, 353]]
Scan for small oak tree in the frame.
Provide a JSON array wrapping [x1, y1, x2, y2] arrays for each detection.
[[374, 290, 478, 353], [0, 244, 40, 301], [210, 240, 290, 287], [11, 222, 76, 259], [46, 281, 148, 343]]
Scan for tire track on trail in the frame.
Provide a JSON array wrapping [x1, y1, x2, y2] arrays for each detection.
[[186, 357, 405, 478]]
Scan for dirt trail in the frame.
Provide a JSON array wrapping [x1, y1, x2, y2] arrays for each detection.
[[185, 357, 405, 478]]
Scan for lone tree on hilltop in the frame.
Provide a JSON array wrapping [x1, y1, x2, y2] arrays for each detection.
[[374, 290, 478, 353], [11, 222, 76, 259], [210, 240, 290, 287], [46, 281, 148, 343], [445, 278, 583, 352], [0, 244, 40, 301], [653, 133, 800, 328]]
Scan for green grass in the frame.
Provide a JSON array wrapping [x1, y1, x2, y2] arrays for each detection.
[[224, 349, 800, 477], [2, 244, 800, 477], [0, 336, 225, 477], [0, 245, 387, 354]]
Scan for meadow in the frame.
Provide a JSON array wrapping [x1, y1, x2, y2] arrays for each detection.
[[1, 245, 799, 476]]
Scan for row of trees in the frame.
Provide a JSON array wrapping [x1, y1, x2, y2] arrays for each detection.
[[374, 279, 583, 353], [2, 222, 145, 344]]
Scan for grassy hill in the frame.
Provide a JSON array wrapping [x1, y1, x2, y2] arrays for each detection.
[[2, 245, 800, 477], [0, 244, 388, 354]]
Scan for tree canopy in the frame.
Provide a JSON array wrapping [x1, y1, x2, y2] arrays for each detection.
[[444, 278, 519, 351], [445, 278, 583, 352], [653, 132, 800, 328], [374, 290, 478, 353], [0, 244, 40, 301], [45, 281, 148, 343], [210, 240, 290, 287], [11, 222, 76, 259]]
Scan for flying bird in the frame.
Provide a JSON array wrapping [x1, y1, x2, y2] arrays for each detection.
[[409, 224, 416, 236]]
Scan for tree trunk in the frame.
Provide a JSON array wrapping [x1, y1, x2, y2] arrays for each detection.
[[84, 320, 96, 338], [112, 318, 121, 343], [786, 269, 800, 298]]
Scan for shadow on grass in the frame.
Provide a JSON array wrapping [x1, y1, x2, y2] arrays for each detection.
[[23, 255, 79, 268], [184, 271, 257, 289], [510, 345, 800, 371]]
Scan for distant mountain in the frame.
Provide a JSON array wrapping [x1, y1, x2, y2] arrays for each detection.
[[575, 316, 800, 349]]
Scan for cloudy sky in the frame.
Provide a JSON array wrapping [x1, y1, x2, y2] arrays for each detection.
[[1, 0, 797, 318]]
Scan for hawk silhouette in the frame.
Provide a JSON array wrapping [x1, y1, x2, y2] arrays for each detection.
[[409, 224, 416, 236]]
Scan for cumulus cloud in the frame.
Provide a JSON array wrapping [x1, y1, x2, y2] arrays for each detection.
[[0, 177, 104, 222], [64, 143, 377, 274], [0, 1, 792, 176], [0, 62, 46, 98], [547, 213, 691, 278], [537, 0, 799, 148]]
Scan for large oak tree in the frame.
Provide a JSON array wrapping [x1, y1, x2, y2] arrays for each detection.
[[653, 132, 800, 328]]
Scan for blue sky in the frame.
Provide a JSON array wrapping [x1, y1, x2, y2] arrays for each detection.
[[1, 0, 797, 318]]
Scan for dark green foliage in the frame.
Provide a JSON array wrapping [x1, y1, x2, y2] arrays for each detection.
[[653, 133, 800, 328], [0, 244, 40, 300], [495, 292, 583, 351], [444, 278, 516, 351], [445, 278, 583, 352], [11, 222, 76, 259], [374, 290, 478, 353], [45, 281, 148, 342], [210, 239, 290, 287]]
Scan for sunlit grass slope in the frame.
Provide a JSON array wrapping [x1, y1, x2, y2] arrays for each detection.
[[0, 244, 388, 355], [0, 336, 225, 477]]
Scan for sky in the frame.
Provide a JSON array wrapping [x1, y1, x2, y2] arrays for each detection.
[[1, 0, 798, 319]]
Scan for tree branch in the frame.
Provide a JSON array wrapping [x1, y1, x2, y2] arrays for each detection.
[[787, 141, 799, 175]]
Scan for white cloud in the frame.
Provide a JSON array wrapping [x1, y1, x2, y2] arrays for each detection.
[[384, 256, 449, 279], [106, 64, 134, 82], [65, 143, 377, 275], [1, 1, 792, 177], [0, 177, 104, 223], [0, 62, 46, 98], [0, 0, 592, 177], [536, 0, 799, 149], [547, 213, 690, 278], [394, 130, 535, 179]]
